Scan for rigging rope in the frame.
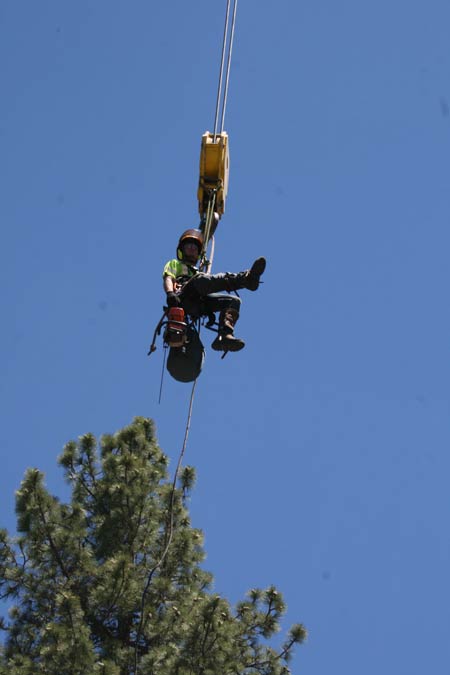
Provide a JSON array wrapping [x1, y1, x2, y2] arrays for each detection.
[[206, 234, 215, 274], [134, 378, 198, 674], [158, 345, 168, 404], [200, 190, 217, 269]]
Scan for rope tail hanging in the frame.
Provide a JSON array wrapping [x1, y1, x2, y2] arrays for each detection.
[[135, 378, 198, 673]]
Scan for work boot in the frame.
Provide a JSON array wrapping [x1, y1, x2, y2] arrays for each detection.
[[243, 257, 266, 291], [211, 309, 245, 352]]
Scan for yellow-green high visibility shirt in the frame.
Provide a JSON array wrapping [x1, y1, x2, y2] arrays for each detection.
[[162, 259, 197, 282]]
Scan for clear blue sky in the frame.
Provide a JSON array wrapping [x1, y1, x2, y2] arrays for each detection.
[[2, 2, 450, 673]]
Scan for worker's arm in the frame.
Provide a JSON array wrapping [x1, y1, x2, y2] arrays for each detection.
[[163, 275, 175, 293], [163, 273, 181, 307]]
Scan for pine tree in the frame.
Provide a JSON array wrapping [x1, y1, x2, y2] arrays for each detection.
[[0, 417, 306, 674]]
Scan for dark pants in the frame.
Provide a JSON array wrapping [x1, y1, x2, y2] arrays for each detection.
[[178, 272, 241, 319]]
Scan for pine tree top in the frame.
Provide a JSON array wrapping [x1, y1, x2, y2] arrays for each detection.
[[0, 416, 306, 674]]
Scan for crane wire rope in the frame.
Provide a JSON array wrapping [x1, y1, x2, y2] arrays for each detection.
[[213, 0, 238, 138], [213, 0, 230, 139], [220, 0, 238, 134], [134, 378, 198, 674]]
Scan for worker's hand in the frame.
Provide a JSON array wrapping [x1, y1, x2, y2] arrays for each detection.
[[166, 291, 180, 308]]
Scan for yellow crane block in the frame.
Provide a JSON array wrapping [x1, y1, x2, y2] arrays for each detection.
[[197, 131, 229, 218]]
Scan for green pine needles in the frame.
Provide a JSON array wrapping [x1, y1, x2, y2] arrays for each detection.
[[0, 417, 306, 674]]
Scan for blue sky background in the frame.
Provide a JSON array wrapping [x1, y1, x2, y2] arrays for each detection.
[[2, 1, 450, 673]]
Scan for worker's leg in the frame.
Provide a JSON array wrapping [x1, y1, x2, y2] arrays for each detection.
[[180, 257, 266, 300], [203, 294, 245, 352]]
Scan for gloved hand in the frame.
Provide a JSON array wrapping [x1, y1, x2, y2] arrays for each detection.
[[166, 291, 180, 308]]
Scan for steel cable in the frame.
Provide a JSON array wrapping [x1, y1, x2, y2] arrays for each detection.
[[220, 0, 238, 133], [213, 0, 238, 137], [213, 0, 231, 139]]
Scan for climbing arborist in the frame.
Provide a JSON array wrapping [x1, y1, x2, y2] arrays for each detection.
[[163, 229, 266, 352]]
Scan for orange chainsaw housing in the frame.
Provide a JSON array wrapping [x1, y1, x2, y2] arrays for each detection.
[[164, 307, 187, 348]]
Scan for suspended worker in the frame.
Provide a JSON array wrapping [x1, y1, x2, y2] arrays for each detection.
[[163, 229, 266, 352]]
